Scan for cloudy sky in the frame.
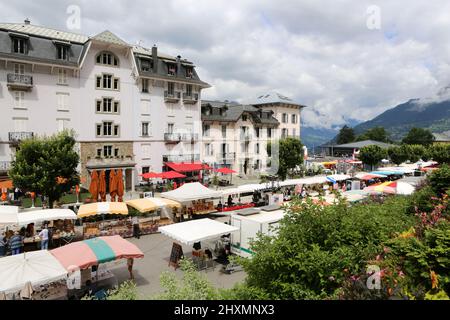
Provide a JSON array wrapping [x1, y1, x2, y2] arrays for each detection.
[[2, 0, 450, 129]]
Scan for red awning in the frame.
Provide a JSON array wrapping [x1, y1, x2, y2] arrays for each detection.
[[215, 168, 237, 174], [160, 171, 187, 179], [165, 162, 212, 172]]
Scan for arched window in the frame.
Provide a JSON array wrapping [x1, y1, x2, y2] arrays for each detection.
[[96, 51, 119, 66]]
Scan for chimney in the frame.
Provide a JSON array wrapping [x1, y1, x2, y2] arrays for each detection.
[[152, 45, 158, 73], [176, 55, 181, 77], [24, 18, 31, 25]]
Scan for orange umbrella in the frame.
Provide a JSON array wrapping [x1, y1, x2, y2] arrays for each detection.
[[89, 171, 99, 202], [99, 170, 107, 202], [109, 170, 117, 202], [117, 170, 124, 202], [0, 179, 13, 190]]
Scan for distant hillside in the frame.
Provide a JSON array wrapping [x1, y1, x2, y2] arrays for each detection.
[[301, 119, 360, 150], [353, 90, 450, 141]]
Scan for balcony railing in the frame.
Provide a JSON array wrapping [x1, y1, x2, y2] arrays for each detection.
[[0, 161, 11, 172], [217, 152, 236, 161], [9, 132, 34, 143], [182, 133, 199, 142], [182, 92, 199, 104], [164, 91, 181, 102], [7, 74, 33, 91], [163, 154, 200, 162], [164, 133, 181, 143]]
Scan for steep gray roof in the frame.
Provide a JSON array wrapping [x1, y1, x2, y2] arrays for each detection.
[[92, 30, 129, 47], [433, 131, 450, 142], [201, 101, 279, 126], [332, 140, 394, 149], [246, 91, 306, 108], [0, 23, 89, 44]]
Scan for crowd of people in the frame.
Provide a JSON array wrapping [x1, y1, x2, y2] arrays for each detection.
[[0, 224, 51, 257]]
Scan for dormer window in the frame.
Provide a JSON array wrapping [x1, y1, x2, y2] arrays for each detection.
[[57, 45, 69, 60], [141, 59, 153, 72], [167, 63, 177, 76], [96, 52, 119, 66], [186, 67, 193, 78], [11, 37, 28, 54]]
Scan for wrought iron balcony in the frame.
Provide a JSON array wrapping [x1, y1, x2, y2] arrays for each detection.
[[181, 133, 199, 142], [217, 152, 236, 161], [163, 154, 200, 162], [7, 74, 33, 91], [8, 132, 34, 144], [182, 92, 199, 104], [164, 91, 181, 102], [164, 133, 181, 143]]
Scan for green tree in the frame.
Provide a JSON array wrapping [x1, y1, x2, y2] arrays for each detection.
[[388, 146, 408, 166], [407, 144, 427, 163], [402, 127, 435, 146], [359, 145, 387, 170], [356, 127, 391, 143], [337, 125, 355, 145], [430, 144, 450, 164], [271, 137, 304, 180], [9, 130, 80, 208]]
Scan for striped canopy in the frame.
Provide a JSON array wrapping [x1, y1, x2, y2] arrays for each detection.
[[77, 202, 128, 218], [50, 235, 144, 272], [364, 181, 396, 194], [126, 198, 182, 213]]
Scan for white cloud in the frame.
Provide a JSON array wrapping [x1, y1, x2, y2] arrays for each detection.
[[2, 0, 450, 128]]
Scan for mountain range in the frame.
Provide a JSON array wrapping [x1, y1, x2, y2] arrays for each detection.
[[302, 87, 450, 148]]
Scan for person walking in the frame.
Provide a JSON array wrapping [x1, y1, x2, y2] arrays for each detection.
[[132, 216, 140, 239], [0, 233, 6, 257], [9, 231, 23, 255], [127, 258, 134, 280], [39, 225, 49, 250]]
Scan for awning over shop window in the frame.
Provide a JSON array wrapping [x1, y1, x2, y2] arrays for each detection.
[[165, 162, 212, 172]]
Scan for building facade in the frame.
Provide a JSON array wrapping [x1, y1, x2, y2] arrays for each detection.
[[201, 94, 305, 176], [0, 21, 209, 190]]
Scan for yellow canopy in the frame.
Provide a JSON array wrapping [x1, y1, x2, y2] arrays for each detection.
[[126, 198, 182, 213], [77, 202, 129, 218]]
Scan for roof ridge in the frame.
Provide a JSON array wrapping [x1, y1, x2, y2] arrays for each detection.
[[0, 22, 88, 38]]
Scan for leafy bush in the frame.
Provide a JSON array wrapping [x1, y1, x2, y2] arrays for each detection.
[[238, 197, 416, 299], [429, 164, 450, 195]]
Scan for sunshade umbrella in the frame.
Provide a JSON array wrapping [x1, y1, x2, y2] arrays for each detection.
[[117, 170, 124, 202], [0, 179, 13, 190], [0, 251, 68, 295], [160, 171, 187, 179], [109, 170, 117, 202], [355, 173, 387, 180], [50, 235, 144, 272], [89, 171, 99, 202], [215, 167, 236, 184], [77, 202, 128, 218], [140, 172, 162, 179], [99, 170, 107, 202]]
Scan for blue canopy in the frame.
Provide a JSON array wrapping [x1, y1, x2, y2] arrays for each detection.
[[370, 171, 404, 176]]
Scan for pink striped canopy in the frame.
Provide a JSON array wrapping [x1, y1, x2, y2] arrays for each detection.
[[50, 235, 144, 272]]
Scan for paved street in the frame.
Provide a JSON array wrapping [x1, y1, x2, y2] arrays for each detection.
[[108, 230, 247, 299]]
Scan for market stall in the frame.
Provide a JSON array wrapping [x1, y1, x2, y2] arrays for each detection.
[[161, 182, 222, 219], [159, 218, 238, 270], [0, 250, 68, 300], [77, 202, 131, 239], [50, 236, 144, 298], [125, 198, 181, 235]]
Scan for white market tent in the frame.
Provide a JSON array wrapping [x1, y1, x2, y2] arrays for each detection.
[[396, 182, 415, 195], [0, 208, 76, 226], [0, 250, 68, 295], [159, 218, 239, 246], [0, 205, 20, 225], [160, 182, 222, 202]]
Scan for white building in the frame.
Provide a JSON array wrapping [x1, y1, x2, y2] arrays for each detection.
[[201, 93, 305, 176], [0, 21, 209, 190]]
